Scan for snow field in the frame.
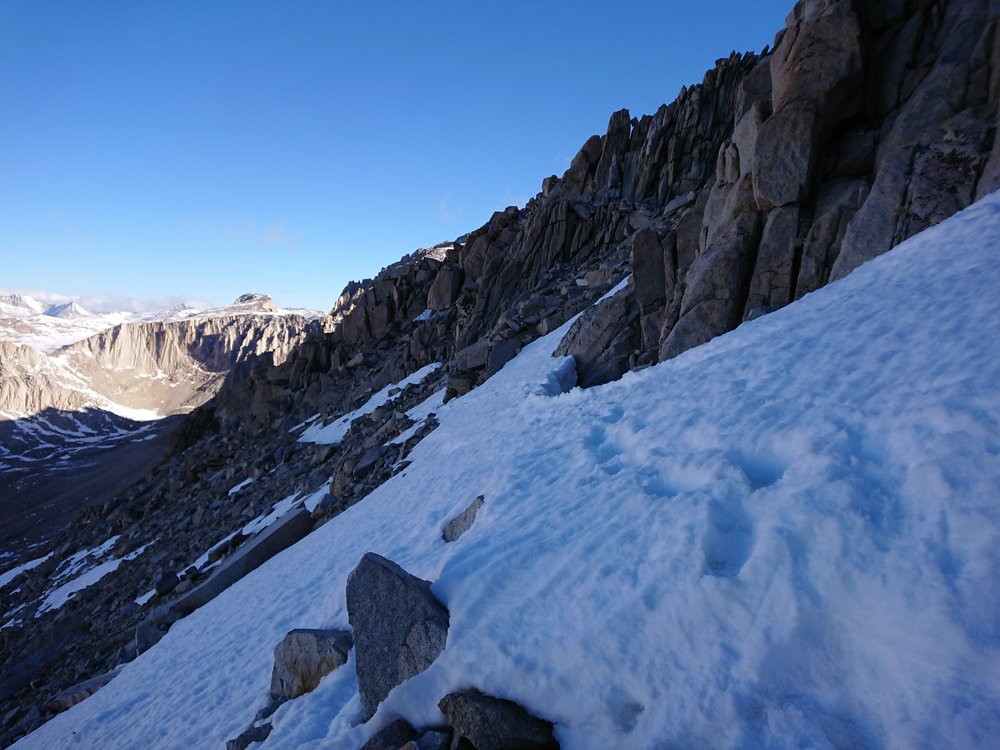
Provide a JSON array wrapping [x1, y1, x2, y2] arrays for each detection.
[[14, 194, 1000, 750]]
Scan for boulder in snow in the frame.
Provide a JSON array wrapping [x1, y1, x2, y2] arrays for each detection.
[[400, 729, 451, 750], [346, 553, 449, 720], [359, 718, 418, 750], [270, 628, 353, 700], [154, 569, 179, 596], [438, 689, 559, 750]]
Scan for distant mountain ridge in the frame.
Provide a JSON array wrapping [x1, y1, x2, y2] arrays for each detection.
[[0, 293, 323, 420]]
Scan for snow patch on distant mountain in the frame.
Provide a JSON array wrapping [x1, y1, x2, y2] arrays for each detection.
[[0, 294, 46, 319]]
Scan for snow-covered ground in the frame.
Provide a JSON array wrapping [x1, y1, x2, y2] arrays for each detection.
[[15, 194, 1000, 749]]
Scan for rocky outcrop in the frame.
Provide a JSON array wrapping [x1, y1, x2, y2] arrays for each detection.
[[346, 553, 450, 720], [649, 0, 1000, 361]]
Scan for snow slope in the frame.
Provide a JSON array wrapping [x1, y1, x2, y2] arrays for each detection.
[[15, 194, 1000, 749]]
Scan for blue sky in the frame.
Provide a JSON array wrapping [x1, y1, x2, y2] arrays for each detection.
[[1, 1, 791, 313]]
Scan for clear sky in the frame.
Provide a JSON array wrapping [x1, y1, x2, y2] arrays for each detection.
[[1, 1, 792, 313]]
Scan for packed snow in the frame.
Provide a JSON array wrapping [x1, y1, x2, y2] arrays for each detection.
[[298, 362, 442, 445], [15, 194, 1000, 749]]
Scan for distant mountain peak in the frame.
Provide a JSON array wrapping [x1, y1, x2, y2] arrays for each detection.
[[44, 301, 90, 319], [231, 293, 276, 312]]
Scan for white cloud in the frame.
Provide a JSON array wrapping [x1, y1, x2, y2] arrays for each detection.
[[0, 288, 213, 315]]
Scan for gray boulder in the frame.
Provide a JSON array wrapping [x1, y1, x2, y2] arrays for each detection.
[[346, 553, 449, 720], [442, 495, 485, 543], [270, 628, 353, 700], [154, 569, 179, 596], [553, 286, 638, 388], [438, 689, 559, 750], [359, 718, 418, 750], [454, 338, 489, 371]]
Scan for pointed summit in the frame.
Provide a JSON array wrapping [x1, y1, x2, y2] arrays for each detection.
[[44, 301, 90, 319]]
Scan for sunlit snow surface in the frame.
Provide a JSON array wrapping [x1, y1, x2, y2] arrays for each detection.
[[16, 195, 1000, 749]]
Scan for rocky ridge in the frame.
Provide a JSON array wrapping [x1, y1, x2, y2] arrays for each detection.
[[0, 295, 316, 419], [1, 0, 997, 746]]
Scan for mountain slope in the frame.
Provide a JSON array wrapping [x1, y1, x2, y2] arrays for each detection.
[[14, 191, 1000, 750], [2, 0, 997, 744]]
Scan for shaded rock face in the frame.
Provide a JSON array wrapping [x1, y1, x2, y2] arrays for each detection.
[[438, 690, 559, 750], [346, 553, 450, 720], [553, 287, 639, 388], [359, 719, 419, 750], [270, 629, 353, 700], [629, 0, 998, 367]]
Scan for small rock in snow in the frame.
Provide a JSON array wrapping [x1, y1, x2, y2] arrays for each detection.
[[442, 495, 485, 542]]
